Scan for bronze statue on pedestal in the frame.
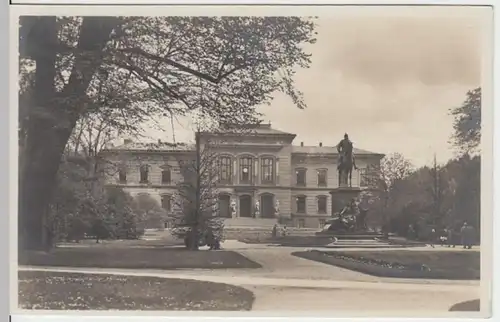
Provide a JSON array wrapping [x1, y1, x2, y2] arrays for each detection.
[[337, 133, 357, 187]]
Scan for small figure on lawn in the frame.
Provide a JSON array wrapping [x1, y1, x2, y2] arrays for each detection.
[[206, 228, 221, 250], [429, 228, 436, 248], [460, 222, 475, 249]]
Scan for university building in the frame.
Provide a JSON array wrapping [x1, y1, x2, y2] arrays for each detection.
[[101, 124, 384, 229]]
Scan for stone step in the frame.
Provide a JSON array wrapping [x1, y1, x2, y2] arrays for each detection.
[[224, 218, 277, 228], [321, 244, 406, 249]]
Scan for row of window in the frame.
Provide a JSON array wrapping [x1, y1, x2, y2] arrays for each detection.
[[295, 195, 328, 214], [218, 156, 275, 184], [146, 194, 330, 216], [119, 166, 172, 184], [118, 161, 368, 187], [117, 156, 277, 185]]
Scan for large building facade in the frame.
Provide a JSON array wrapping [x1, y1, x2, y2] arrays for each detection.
[[101, 124, 384, 229]]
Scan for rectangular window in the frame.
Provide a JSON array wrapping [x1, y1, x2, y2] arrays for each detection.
[[240, 157, 253, 184], [118, 168, 127, 183], [296, 169, 306, 186], [359, 168, 368, 187], [140, 165, 149, 183], [317, 196, 327, 214], [161, 169, 171, 184], [297, 219, 305, 228], [161, 195, 171, 212], [261, 157, 275, 183], [319, 219, 326, 228], [296, 196, 306, 213], [317, 169, 327, 187]]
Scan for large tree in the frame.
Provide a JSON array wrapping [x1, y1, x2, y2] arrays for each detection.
[[360, 152, 413, 228], [450, 87, 481, 154], [18, 16, 316, 250]]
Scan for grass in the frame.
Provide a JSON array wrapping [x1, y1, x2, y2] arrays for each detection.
[[19, 247, 262, 270], [292, 250, 480, 280], [18, 271, 255, 311], [449, 299, 480, 312]]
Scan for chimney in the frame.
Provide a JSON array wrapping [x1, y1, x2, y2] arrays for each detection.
[[319, 142, 323, 147], [300, 142, 304, 147], [124, 139, 132, 145]]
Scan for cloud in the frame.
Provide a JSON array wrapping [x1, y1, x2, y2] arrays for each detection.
[[145, 9, 488, 167], [316, 15, 481, 88]]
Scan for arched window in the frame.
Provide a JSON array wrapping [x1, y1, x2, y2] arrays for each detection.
[[218, 156, 233, 184], [317, 195, 327, 214], [261, 157, 275, 183], [161, 167, 171, 184], [239, 156, 254, 184], [161, 195, 172, 212], [296, 168, 307, 186], [317, 169, 327, 187], [139, 165, 149, 183], [296, 195, 306, 214]]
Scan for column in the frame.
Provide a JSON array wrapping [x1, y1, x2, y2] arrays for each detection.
[[276, 158, 280, 184], [233, 159, 237, 184], [254, 158, 258, 184]]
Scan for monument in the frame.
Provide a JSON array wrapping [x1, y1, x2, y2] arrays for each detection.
[[316, 134, 381, 239]]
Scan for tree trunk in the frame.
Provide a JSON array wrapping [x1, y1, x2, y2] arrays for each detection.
[[19, 118, 74, 251], [19, 16, 119, 251]]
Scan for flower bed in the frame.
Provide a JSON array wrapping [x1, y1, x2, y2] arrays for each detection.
[[292, 250, 480, 280]]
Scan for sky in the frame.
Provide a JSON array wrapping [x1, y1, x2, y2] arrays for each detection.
[[142, 7, 488, 168]]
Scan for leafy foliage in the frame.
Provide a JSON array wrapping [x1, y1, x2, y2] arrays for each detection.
[[133, 193, 167, 230], [171, 135, 225, 249], [450, 87, 481, 154], [48, 156, 145, 244], [18, 16, 317, 250], [386, 155, 480, 239], [359, 153, 414, 228]]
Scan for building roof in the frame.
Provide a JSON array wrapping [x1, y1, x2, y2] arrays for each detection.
[[291, 145, 383, 156], [203, 123, 296, 137], [103, 141, 195, 153]]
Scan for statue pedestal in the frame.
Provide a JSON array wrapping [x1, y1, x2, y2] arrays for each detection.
[[329, 187, 362, 215]]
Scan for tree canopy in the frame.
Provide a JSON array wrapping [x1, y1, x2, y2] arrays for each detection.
[[18, 16, 317, 250], [450, 87, 481, 154]]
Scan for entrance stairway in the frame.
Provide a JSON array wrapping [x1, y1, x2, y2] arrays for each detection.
[[224, 217, 277, 228], [322, 238, 404, 249]]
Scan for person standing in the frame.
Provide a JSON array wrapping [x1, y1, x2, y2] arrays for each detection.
[[461, 222, 475, 249], [446, 226, 456, 248]]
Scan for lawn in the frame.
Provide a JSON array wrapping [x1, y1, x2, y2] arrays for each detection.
[[19, 247, 262, 270], [18, 271, 254, 311], [292, 250, 480, 280]]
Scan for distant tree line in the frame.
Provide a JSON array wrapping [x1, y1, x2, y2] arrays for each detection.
[[361, 88, 481, 241]]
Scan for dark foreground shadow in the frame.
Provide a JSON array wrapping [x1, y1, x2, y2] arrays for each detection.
[[19, 246, 262, 270], [449, 299, 480, 312]]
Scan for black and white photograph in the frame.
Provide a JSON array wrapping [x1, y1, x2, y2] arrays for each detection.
[[13, 4, 493, 317]]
